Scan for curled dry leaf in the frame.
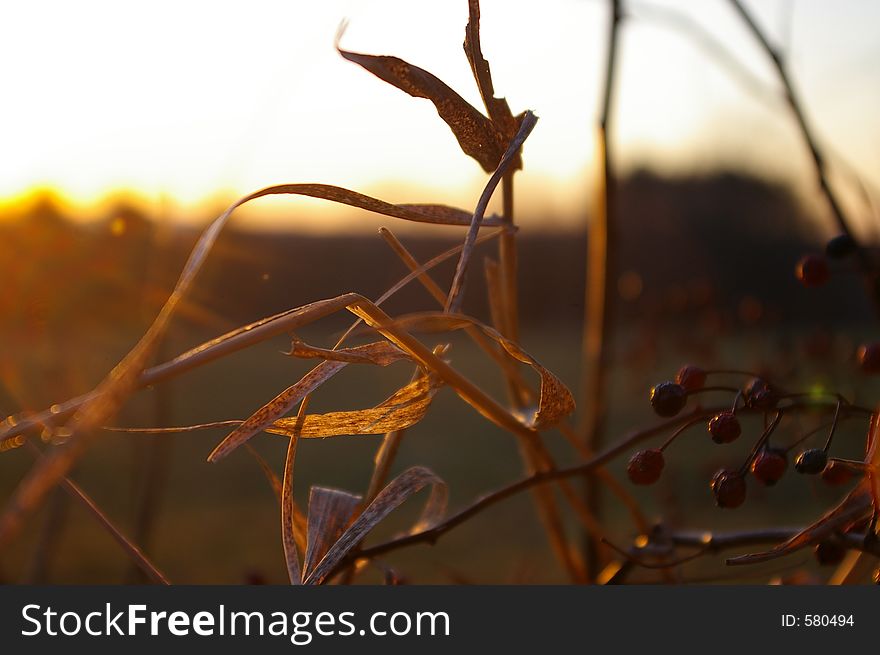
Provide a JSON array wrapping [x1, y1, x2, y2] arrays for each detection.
[[267, 374, 441, 440], [391, 312, 575, 429], [303, 487, 363, 578], [304, 467, 447, 585], [337, 27, 510, 173], [284, 339, 410, 367]]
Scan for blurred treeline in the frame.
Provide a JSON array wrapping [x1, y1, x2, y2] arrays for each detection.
[[1, 169, 871, 351]]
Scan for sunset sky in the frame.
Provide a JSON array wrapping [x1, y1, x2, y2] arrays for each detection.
[[2, 0, 878, 232]]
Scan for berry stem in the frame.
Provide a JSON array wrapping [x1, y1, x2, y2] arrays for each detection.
[[822, 399, 843, 452], [686, 385, 741, 395], [730, 390, 743, 414], [659, 417, 704, 452], [739, 410, 783, 476], [703, 369, 765, 378]]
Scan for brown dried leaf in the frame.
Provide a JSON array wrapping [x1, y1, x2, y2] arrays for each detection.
[[304, 467, 447, 585], [207, 360, 349, 463], [391, 312, 575, 429], [303, 487, 362, 578], [267, 374, 440, 439], [337, 33, 508, 173], [464, 0, 522, 155], [284, 339, 410, 367], [242, 183, 501, 227]]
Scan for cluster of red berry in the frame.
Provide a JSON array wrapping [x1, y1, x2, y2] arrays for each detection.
[[626, 365, 862, 511]]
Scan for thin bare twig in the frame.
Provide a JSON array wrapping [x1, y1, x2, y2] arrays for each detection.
[[335, 400, 869, 572], [337, 407, 712, 569], [727, 0, 872, 275], [24, 441, 170, 584]]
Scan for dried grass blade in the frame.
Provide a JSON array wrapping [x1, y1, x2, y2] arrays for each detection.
[[337, 28, 507, 173], [391, 312, 575, 429], [304, 467, 447, 585], [379, 227, 447, 305], [244, 441, 307, 554], [244, 443, 283, 504], [284, 340, 410, 366], [365, 347, 448, 504], [207, 360, 348, 463], [267, 375, 440, 439], [726, 484, 873, 566], [240, 183, 500, 226], [61, 475, 171, 585], [23, 442, 169, 584], [483, 256, 531, 406], [445, 112, 538, 314], [365, 429, 407, 503], [303, 487, 362, 577], [144, 295, 361, 387], [464, 0, 521, 143], [334, 230, 502, 348], [281, 400, 308, 584], [344, 298, 539, 438], [381, 228, 530, 402]]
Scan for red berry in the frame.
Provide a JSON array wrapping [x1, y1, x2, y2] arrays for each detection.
[[649, 382, 687, 417], [814, 539, 846, 566], [743, 377, 778, 410], [708, 411, 741, 444], [711, 469, 746, 508], [821, 460, 854, 486], [751, 448, 787, 486], [627, 449, 665, 485], [675, 365, 706, 392], [795, 254, 830, 288], [857, 343, 880, 374]]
